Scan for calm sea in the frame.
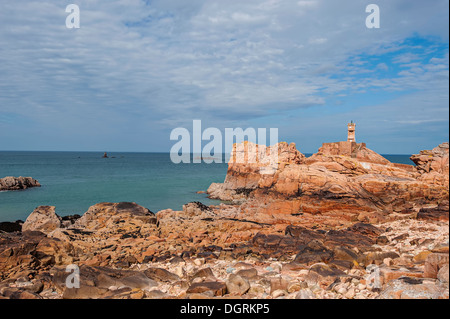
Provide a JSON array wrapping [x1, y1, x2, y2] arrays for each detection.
[[0, 152, 414, 222]]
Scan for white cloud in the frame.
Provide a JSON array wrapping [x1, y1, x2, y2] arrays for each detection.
[[0, 0, 448, 151]]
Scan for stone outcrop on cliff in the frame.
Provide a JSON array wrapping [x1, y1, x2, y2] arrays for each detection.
[[411, 142, 449, 186], [208, 141, 449, 221], [0, 176, 41, 191]]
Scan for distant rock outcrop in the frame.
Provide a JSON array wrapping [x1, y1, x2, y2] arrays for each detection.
[[0, 176, 41, 191]]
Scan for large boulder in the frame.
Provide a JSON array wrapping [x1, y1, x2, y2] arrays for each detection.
[[22, 206, 62, 235], [73, 202, 157, 236]]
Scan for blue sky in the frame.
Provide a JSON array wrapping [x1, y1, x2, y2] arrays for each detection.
[[0, 0, 448, 154]]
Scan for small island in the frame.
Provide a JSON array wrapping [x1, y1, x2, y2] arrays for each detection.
[[0, 176, 41, 191]]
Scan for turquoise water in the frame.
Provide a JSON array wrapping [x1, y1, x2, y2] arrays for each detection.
[[0, 152, 414, 222], [0, 152, 228, 222]]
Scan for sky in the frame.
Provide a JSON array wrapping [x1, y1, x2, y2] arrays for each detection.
[[0, 0, 448, 154]]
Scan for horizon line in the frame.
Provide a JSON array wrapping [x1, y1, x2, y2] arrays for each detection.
[[0, 149, 415, 156]]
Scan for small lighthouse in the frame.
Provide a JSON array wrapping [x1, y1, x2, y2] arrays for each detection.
[[347, 121, 356, 143]]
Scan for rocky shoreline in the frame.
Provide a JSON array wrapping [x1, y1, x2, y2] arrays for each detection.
[[0, 142, 448, 299]]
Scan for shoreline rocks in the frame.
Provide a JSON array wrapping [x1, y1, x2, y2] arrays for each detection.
[[0, 142, 448, 299], [0, 200, 447, 299]]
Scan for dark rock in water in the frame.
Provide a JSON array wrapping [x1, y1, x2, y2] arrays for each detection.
[[0, 176, 41, 191], [0, 221, 22, 233]]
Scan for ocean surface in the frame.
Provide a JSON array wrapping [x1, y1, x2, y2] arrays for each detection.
[[0, 152, 414, 222]]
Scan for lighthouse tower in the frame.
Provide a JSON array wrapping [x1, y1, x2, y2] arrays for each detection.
[[347, 121, 356, 143]]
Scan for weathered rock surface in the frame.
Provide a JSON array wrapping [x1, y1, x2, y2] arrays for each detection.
[[22, 206, 62, 235], [411, 142, 449, 176], [207, 142, 449, 230], [226, 274, 250, 295], [378, 277, 449, 299], [0, 177, 41, 191]]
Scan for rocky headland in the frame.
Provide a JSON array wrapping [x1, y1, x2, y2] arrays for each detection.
[[0, 142, 448, 299]]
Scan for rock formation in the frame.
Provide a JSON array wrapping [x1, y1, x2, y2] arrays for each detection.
[[208, 141, 449, 223], [0, 142, 448, 300], [0, 177, 41, 191], [411, 142, 449, 186]]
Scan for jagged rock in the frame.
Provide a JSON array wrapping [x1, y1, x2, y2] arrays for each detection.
[[0, 231, 74, 280], [0, 177, 41, 191], [22, 206, 62, 235], [207, 141, 449, 220], [411, 142, 449, 175]]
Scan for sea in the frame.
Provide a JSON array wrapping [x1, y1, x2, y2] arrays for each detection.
[[0, 152, 414, 222]]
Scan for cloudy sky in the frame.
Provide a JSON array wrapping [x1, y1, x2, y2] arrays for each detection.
[[0, 0, 448, 154]]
